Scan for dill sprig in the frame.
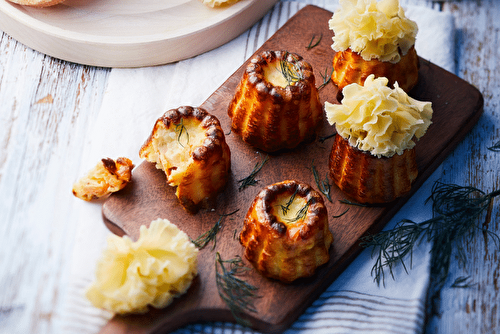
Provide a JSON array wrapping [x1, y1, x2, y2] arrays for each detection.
[[306, 33, 322, 50], [191, 210, 239, 250], [284, 198, 313, 223], [278, 52, 304, 86], [280, 187, 299, 215], [361, 181, 500, 288], [175, 119, 189, 147], [238, 154, 269, 191], [318, 133, 336, 143], [311, 161, 332, 202], [487, 140, 500, 152], [215, 252, 259, 327], [450, 275, 477, 288], [317, 66, 333, 90]]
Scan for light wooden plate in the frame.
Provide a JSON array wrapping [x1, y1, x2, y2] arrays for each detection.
[[0, 0, 278, 67]]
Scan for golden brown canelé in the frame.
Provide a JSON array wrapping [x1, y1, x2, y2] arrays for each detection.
[[228, 50, 322, 152], [332, 46, 419, 92], [140, 106, 231, 213], [239, 180, 333, 283], [329, 134, 418, 204]]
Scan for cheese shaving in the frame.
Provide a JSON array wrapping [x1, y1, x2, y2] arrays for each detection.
[[325, 75, 432, 157], [86, 219, 198, 314], [329, 0, 418, 63]]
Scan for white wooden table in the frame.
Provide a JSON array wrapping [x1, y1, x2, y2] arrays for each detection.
[[1, 0, 499, 333]]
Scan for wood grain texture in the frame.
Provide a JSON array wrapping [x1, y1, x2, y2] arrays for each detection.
[[101, 5, 484, 333], [424, 1, 500, 333]]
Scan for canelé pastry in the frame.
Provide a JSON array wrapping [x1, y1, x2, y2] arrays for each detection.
[[325, 75, 433, 204], [239, 180, 333, 283], [140, 106, 231, 213], [228, 50, 322, 152], [72, 157, 134, 201], [329, 0, 419, 92]]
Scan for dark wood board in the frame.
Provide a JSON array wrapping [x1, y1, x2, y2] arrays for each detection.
[[100, 5, 484, 334]]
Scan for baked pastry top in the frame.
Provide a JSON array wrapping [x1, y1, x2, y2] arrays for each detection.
[[228, 50, 322, 152], [239, 180, 333, 283], [140, 106, 231, 213], [328, 0, 419, 91]]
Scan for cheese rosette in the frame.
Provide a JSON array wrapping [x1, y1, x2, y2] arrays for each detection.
[[329, 0, 418, 63], [325, 75, 433, 158], [86, 219, 198, 314], [199, 0, 240, 7]]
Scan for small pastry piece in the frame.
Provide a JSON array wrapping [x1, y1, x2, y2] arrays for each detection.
[[228, 50, 322, 152], [239, 180, 333, 283], [140, 106, 231, 213], [72, 157, 134, 201], [6, 0, 65, 7], [199, 0, 240, 7], [329, 0, 419, 92], [325, 75, 433, 204]]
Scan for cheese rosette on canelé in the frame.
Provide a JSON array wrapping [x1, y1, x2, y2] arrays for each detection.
[[86, 219, 198, 314], [325, 75, 433, 204], [329, 0, 419, 92]]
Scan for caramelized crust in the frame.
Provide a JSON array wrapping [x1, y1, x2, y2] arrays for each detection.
[[239, 180, 333, 283], [332, 46, 419, 92], [140, 106, 231, 213], [72, 157, 134, 201], [228, 50, 322, 152], [329, 135, 418, 204]]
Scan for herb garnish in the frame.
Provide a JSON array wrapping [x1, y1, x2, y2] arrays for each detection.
[[312, 161, 332, 202], [280, 187, 299, 215], [361, 181, 500, 288], [284, 198, 313, 223], [318, 66, 334, 90], [318, 133, 336, 143], [306, 33, 322, 50], [238, 154, 269, 191], [191, 210, 239, 250], [215, 252, 259, 326], [175, 119, 189, 147], [450, 275, 477, 288], [487, 140, 500, 152], [278, 52, 304, 86]]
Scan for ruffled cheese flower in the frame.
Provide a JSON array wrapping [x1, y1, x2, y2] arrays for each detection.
[[86, 219, 198, 314], [199, 0, 240, 7], [329, 0, 418, 63], [325, 75, 432, 157]]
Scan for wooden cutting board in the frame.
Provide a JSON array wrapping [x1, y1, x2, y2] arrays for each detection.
[[101, 5, 484, 333]]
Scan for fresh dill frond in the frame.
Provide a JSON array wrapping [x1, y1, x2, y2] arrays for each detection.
[[238, 154, 269, 191], [306, 33, 322, 50], [215, 252, 259, 327], [318, 66, 333, 90], [278, 52, 304, 86], [487, 140, 500, 152], [280, 187, 299, 216], [174, 119, 189, 147], [311, 161, 332, 202], [450, 276, 477, 288], [332, 208, 349, 219], [361, 181, 500, 287], [191, 210, 239, 250], [283, 198, 313, 223], [318, 133, 336, 143]]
